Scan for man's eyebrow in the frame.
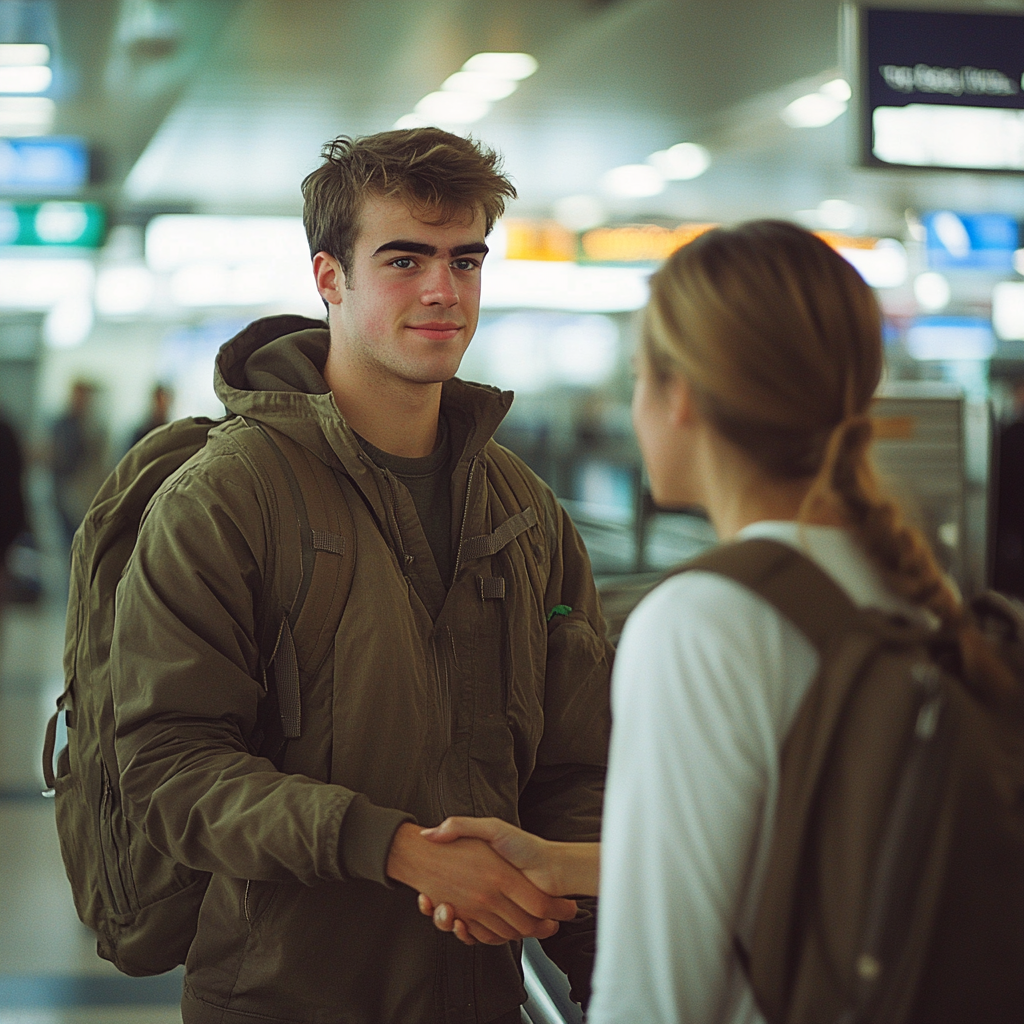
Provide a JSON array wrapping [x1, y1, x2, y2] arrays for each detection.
[[371, 240, 436, 258], [369, 240, 490, 258]]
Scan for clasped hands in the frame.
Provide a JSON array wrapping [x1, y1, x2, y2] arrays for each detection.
[[386, 817, 578, 947]]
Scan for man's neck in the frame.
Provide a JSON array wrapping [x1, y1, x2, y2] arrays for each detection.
[[323, 340, 442, 459]]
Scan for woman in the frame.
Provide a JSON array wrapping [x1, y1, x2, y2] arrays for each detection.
[[418, 221, 1002, 1022]]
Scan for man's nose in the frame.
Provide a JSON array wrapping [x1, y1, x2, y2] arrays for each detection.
[[420, 262, 459, 306]]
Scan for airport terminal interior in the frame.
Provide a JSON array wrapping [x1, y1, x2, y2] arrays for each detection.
[[2, 0, 1024, 1020]]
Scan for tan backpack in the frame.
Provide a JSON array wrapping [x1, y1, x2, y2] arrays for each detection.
[[41, 415, 355, 976], [682, 538, 1024, 1024]]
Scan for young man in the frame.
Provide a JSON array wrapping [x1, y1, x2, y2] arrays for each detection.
[[111, 129, 612, 1024]]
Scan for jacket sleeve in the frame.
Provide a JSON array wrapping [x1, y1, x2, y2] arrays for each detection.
[[519, 488, 613, 1008], [110, 449, 412, 888]]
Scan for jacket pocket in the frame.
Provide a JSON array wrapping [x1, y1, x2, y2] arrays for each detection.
[[243, 879, 280, 927]]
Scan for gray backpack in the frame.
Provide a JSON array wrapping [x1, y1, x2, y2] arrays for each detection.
[[42, 415, 355, 975]]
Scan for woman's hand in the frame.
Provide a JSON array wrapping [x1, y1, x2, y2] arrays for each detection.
[[416, 817, 600, 945]]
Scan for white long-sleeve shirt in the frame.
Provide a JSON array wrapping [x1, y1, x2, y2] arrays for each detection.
[[588, 522, 924, 1024]]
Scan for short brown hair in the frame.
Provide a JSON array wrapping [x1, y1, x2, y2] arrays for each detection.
[[301, 128, 516, 279]]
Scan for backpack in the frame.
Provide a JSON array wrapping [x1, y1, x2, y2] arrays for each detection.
[[681, 538, 1024, 1024], [41, 414, 356, 977]]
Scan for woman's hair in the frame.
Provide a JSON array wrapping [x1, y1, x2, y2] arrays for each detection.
[[643, 219, 1013, 697]]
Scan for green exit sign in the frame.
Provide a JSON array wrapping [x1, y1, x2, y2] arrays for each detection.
[[0, 201, 106, 247]]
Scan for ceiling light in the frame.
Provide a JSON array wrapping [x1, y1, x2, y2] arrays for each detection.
[[442, 71, 517, 101], [0, 65, 51, 93], [145, 216, 310, 271], [95, 265, 157, 317], [601, 164, 665, 198], [414, 91, 490, 124], [553, 195, 607, 232], [462, 52, 538, 81], [993, 282, 1024, 341], [0, 44, 50, 66], [782, 92, 847, 128], [0, 258, 93, 310], [45, 297, 94, 349], [838, 238, 907, 288], [0, 96, 54, 134], [820, 78, 852, 102], [647, 142, 710, 180], [914, 272, 951, 311], [815, 199, 861, 230]]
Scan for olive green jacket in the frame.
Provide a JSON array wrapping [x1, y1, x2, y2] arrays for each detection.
[[111, 316, 612, 1024]]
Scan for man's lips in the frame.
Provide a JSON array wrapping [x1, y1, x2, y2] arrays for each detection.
[[406, 322, 464, 339]]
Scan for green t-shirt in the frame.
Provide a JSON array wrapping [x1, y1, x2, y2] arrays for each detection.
[[356, 416, 453, 585]]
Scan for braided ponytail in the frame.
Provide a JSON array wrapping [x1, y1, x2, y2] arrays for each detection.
[[802, 417, 1016, 700]]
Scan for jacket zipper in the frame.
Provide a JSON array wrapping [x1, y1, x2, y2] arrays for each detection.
[[380, 469, 411, 575], [450, 457, 478, 584]]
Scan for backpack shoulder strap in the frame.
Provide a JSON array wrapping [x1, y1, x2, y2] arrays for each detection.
[[677, 537, 861, 659], [226, 420, 355, 747]]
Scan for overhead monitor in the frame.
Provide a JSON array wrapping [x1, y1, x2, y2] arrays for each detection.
[[847, 5, 1024, 172], [0, 137, 89, 192]]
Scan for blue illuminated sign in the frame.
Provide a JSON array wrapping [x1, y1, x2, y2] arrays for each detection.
[[923, 211, 1019, 271], [0, 137, 89, 193], [906, 317, 996, 360]]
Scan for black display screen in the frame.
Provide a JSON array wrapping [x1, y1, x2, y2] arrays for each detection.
[[853, 6, 1024, 171]]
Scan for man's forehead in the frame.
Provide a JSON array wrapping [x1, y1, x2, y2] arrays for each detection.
[[355, 194, 485, 244]]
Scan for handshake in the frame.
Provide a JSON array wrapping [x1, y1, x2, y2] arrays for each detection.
[[386, 816, 600, 947]]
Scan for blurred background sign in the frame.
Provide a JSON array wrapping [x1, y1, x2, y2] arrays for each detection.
[[0, 201, 105, 247], [852, 5, 1024, 171], [0, 137, 89, 192], [923, 211, 1020, 272]]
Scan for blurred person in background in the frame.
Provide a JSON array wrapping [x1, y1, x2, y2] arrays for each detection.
[[110, 128, 610, 1024], [49, 379, 107, 552], [0, 410, 27, 623], [127, 382, 173, 451], [994, 374, 1024, 601], [416, 221, 1011, 1024]]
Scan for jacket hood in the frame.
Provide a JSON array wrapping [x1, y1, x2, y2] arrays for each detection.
[[214, 314, 513, 470]]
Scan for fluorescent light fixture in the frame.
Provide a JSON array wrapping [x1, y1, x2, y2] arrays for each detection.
[[481, 260, 650, 312], [95, 265, 157, 316], [462, 52, 537, 81], [820, 78, 851, 102], [0, 96, 54, 134], [601, 164, 665, 198], [553, 195, 607, 232], [0, 65, 51, 93], [913, 272, 951, 312], [442, 71, 517, 101], [0, 258, 94, 310], [993, 281, 1024, 340], [414, 91, 490, 124], [814, 199, 861, 230], [647, 142, 710, 181], [146, 216, 310, 272], [782, 92, 847, 128], [45, 297, 94, 349], [0, 44, 50, 66], [873, 105, 1024, 170], [838, 238, 907, 289], [906, 319, 995, 361]]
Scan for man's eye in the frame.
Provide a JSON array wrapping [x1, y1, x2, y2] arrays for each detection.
[[452, 258, 479, 271], [391, 257, 415, 269]]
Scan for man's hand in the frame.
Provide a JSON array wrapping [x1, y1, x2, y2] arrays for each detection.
[[386, 822, 577, 946]]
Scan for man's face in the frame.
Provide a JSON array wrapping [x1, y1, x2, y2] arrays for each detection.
[[321, 195, 488, 387]]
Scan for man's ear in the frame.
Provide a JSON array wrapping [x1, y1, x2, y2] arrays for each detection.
[[313, 252, 346, 305]]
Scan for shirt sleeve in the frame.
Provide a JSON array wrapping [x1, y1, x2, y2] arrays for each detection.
[[587, 571, 816, 1024]]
